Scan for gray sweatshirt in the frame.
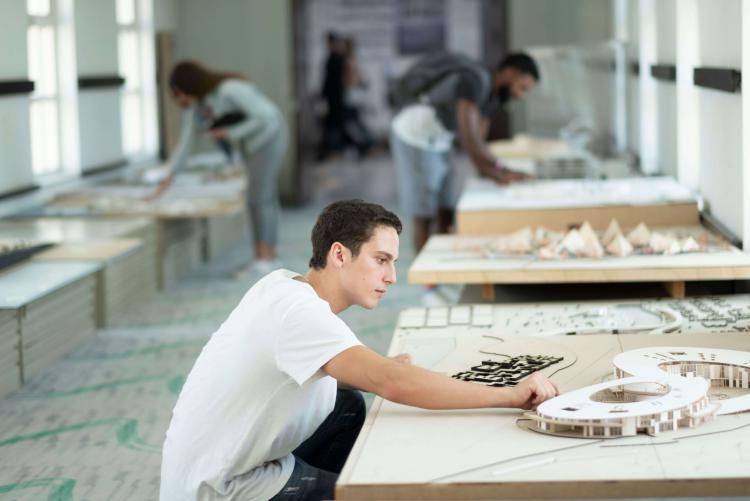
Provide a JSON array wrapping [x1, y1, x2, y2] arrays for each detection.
[[169, 79, 283, 174]]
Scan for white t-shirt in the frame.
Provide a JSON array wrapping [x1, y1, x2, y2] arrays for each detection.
[[392, 103, 454, 152], [160, 269, 362, 501]]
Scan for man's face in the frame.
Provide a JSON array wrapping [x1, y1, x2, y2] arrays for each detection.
[[341, 225, 399, 310], [510, 73, 537, 99]]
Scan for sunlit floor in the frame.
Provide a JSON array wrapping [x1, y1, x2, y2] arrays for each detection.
[[0, 153, 428, 500]]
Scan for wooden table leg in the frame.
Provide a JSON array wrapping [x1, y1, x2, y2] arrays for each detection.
[[663, 281, 686, 298], [481, 283, 495, 302]]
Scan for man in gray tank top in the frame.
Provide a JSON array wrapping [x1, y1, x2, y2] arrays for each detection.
[[389, 52, 540, 303]]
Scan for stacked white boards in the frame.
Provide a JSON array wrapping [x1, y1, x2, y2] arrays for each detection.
[[0, 308, 20, 399], [34, 239, 148, 327], [0, 262, 99, 397]]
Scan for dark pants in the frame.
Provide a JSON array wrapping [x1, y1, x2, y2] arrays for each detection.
[[269, 390, 366, 501]]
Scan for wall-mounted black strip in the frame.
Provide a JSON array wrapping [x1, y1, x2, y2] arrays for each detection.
[[629, 61, 640, 77], [583, 58, 616, 72], [81, 159, 127, 176], [0, 184, 40, 201], [651, 64, 676, 81], [0, 80, 34, 96], [78, 75, 125, 89], [700, 213, 742, 249], [693, 67, 741, 93]]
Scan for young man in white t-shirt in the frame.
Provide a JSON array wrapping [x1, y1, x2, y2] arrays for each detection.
[[160, 200, 560, 501]]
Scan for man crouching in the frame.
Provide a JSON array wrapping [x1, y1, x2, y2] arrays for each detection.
[[160, 199, 559, 501]]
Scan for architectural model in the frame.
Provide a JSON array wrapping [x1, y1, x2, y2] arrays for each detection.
[[452, 355, 564, 387], [613, 347, 750, 415], [483, 220, 715, 260], [526, 346, 750, 438], [528, 375, 716, 438]]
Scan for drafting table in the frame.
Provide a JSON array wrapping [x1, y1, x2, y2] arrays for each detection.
[[408, 227, 750, 300], [337, 300, 750, 499], [34, 239, 150, 327], [0, 217, 160, 291], [456, 177, 699, 235], [0, 262, 99, 388]]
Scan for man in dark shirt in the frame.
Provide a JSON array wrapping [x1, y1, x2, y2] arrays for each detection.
[[318, 32, 346, 160], [390, 52, 540, 255]]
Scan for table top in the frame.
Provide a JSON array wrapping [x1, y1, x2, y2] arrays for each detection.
[[36, 178, 246, 219], [33, 239, 143, 263], [408, 227, 750, 285], [488, 135, 571, 160], [456, 176, 697, 214], [337, 299, 750, 499], [0, 261, 101, 309], [0, 217, 154, 242]]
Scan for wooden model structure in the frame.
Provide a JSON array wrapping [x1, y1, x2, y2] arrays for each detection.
[[527, 375, 716, 438], [613, 347, 750, 415], [408, 225, 750, 300], [527, 346, 750, 438]]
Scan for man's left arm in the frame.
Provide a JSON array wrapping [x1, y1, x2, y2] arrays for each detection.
[[456, 99, 505, 181], [456, 100, 532, 184], [337, 353, 412, 390]]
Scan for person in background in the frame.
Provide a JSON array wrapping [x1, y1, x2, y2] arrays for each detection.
[[317, 32, 346, 161], [341, 37, 373, 158], [389, 52, 540, 304], [154, 61, 286, 274]]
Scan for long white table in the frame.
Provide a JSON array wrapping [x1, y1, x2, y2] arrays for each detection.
[[456, 177, 700, 234], [408, 227, 750, 300]]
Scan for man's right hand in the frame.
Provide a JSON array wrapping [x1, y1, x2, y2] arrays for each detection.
[[494, 168, 534, 185], [509, 373, 560, 410]]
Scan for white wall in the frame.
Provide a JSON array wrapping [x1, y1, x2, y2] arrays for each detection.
[[625, 0, 640, 157], [509, 0, 617, 146], [0, 0, 34, 194], [695, 0, 742, 239], [653, 0, 677, 176], [153, 0, 179, 31], [75, 0, 124, 171], [510, 0, 613, 49], [176, 0, 296, 200], [305, 0, 484, 136]]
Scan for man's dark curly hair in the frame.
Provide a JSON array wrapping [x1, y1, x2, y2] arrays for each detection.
[[497, 52, 540, 81], [309, 200, 402, 269]]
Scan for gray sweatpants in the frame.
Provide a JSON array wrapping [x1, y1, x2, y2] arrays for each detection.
[[239, 126, 287, 247]]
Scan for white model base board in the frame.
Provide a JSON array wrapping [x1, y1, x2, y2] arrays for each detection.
[[613, 347, 750, 415]]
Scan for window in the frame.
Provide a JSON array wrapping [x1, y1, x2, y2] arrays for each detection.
[[117, 0, 158, 158], [26, 0, 79, 180], [27, 0, 61, 175]]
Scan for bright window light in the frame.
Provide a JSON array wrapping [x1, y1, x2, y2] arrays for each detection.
[[116, 0, 135, 25], [30, 100, 61, 175], [118, 30, 141, 89], [118, 0, 157, 158], [27, 0, 50, 17], [121, 93, 143, 155], [27, 25, 58, 97]]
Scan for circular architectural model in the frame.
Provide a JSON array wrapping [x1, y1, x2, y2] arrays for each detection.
[[612, 346, 750, 415], [527, 375, 717, 438]]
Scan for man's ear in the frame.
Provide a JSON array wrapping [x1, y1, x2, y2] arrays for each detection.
[[329, 242, 348, 268]]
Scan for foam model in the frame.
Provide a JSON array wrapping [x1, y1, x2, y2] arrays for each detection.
[[486, 219, 713, 259], [528, 375, 716, 438], [612, 347, 750, 415], [527, 346, 750, 438]]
